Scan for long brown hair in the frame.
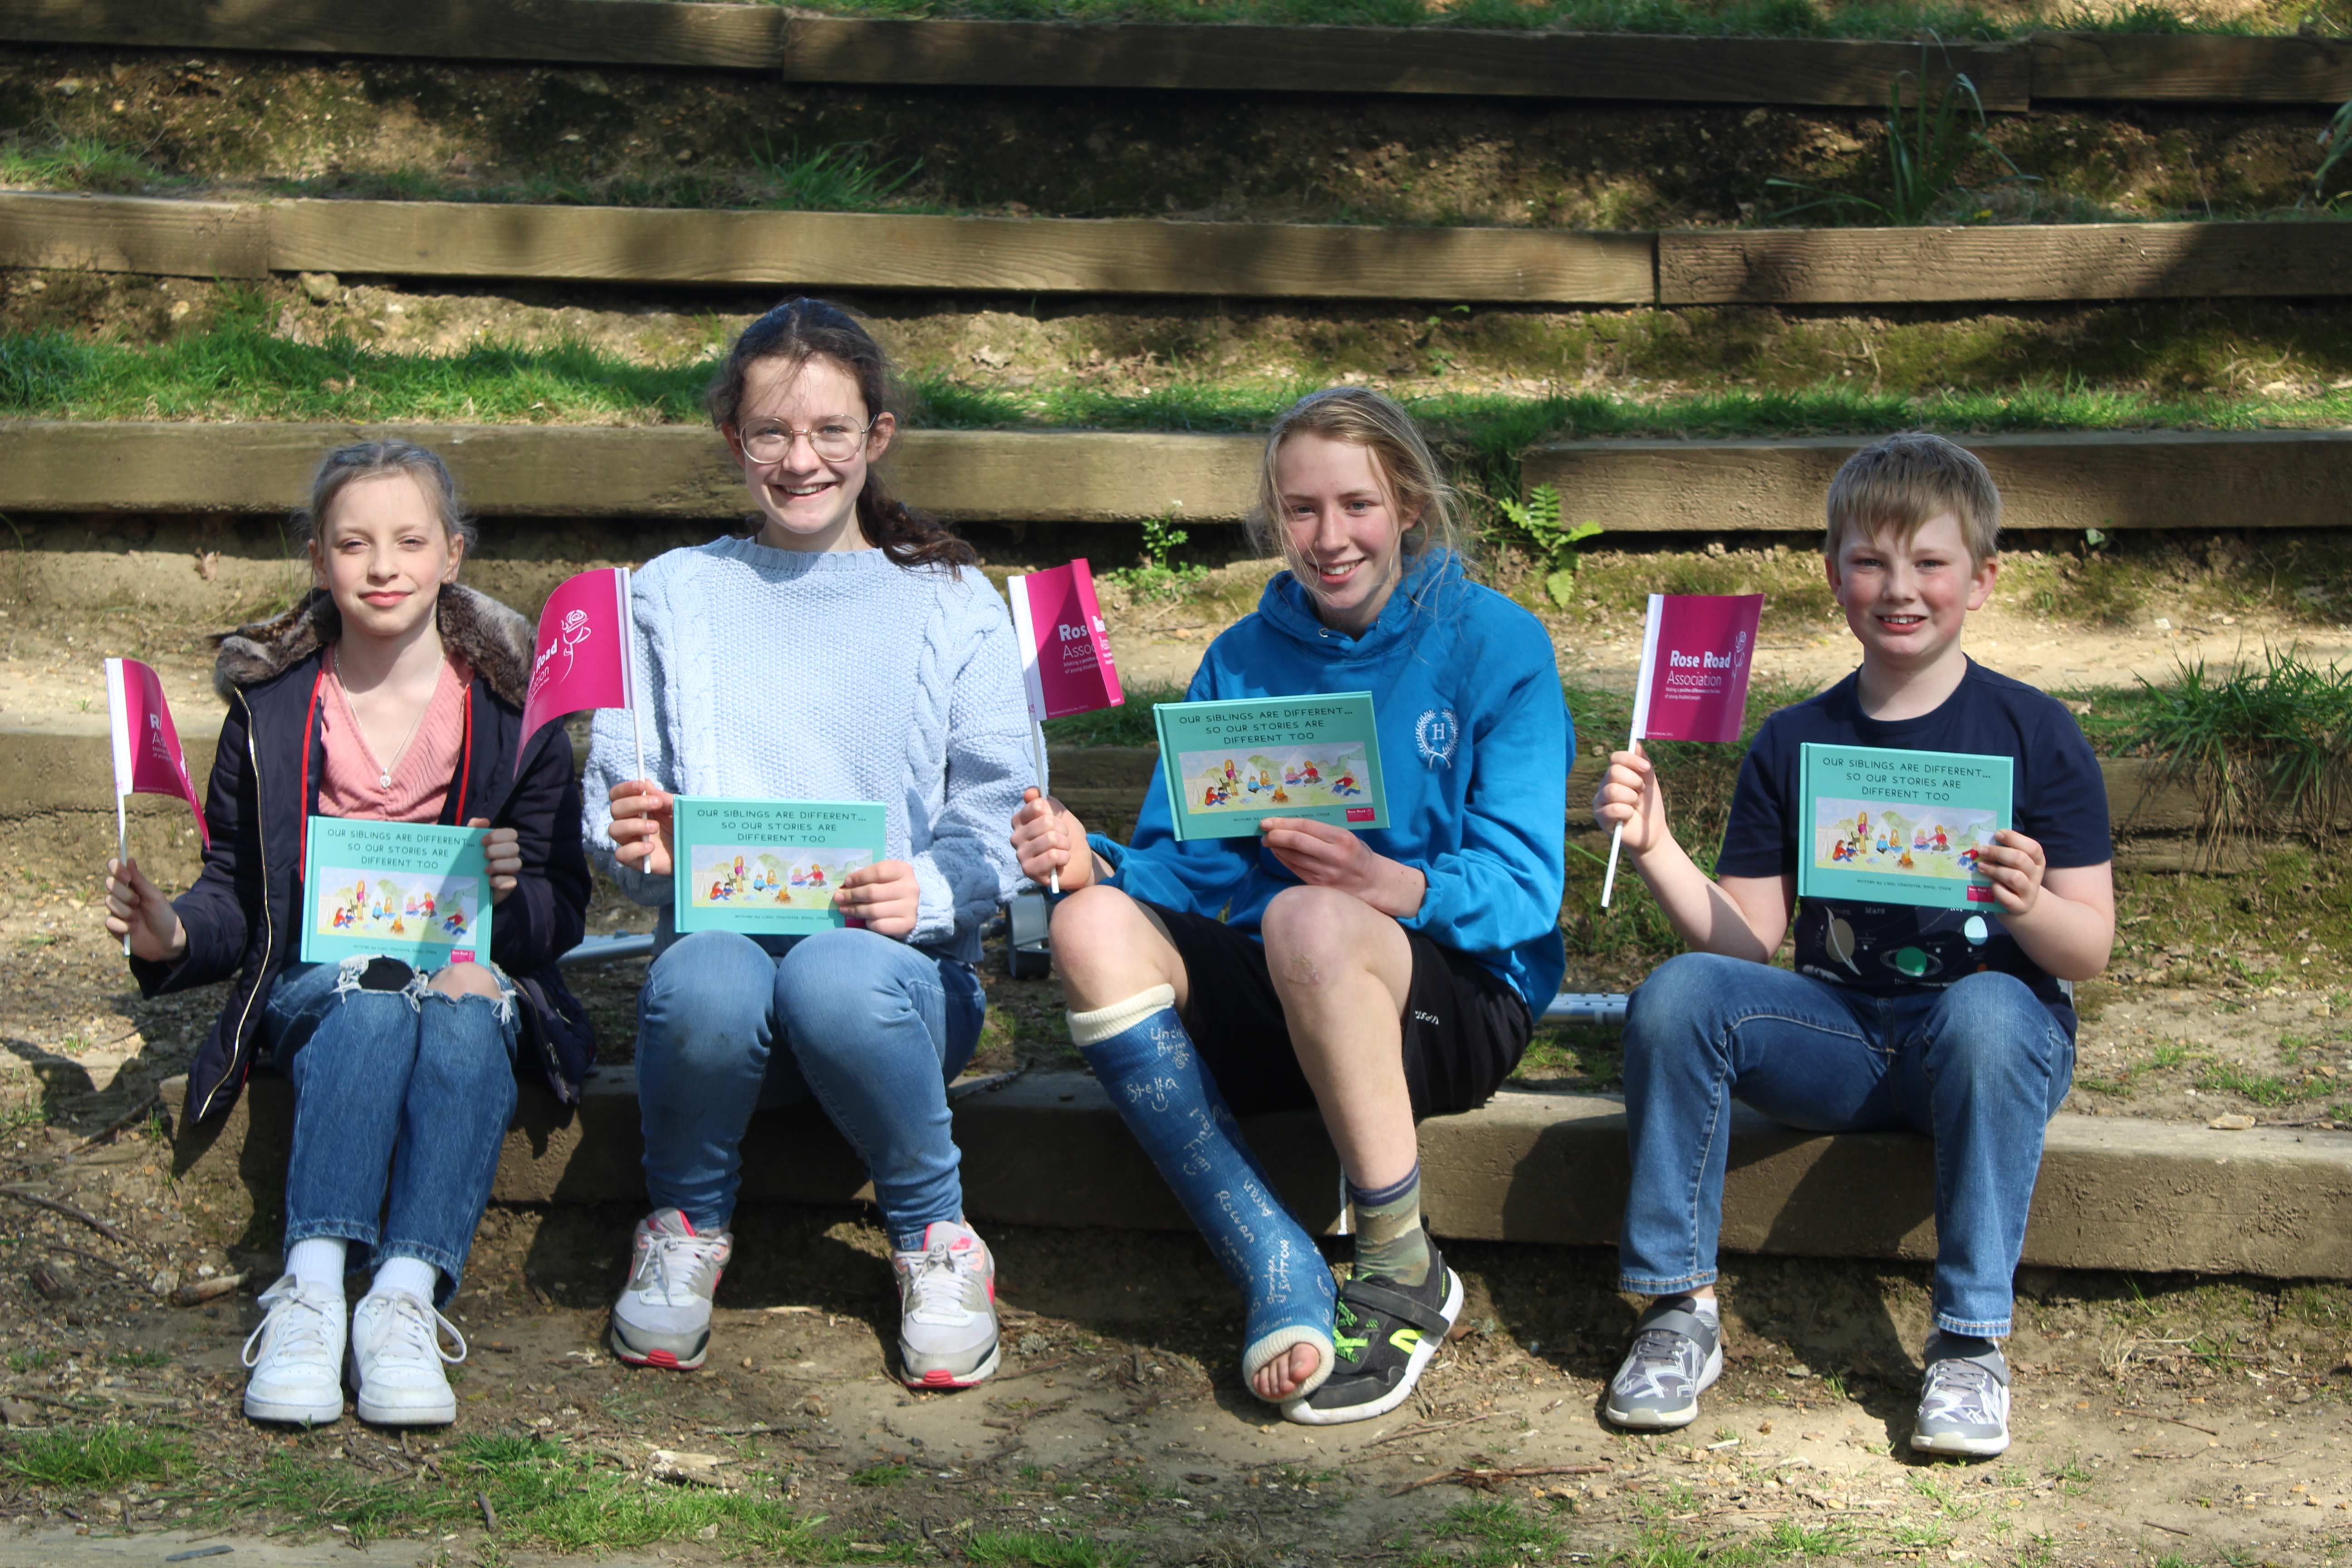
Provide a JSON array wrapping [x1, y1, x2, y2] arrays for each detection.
[[705, 298, 976, 573]]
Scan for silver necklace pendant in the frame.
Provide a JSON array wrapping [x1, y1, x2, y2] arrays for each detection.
[[380, 770, 392, 789]]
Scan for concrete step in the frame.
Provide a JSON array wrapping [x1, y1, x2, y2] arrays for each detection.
[[164, 1067, 2352, 1281]]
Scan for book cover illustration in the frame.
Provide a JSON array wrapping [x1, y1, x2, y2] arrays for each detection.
[[1155, 693, 1387, 841], [301, 818, 490, 966], [1797, 745, 2013, 911], [672, 798, 888, 935]]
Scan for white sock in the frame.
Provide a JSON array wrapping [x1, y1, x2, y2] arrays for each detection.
[[370, 1256, 440, 1302], [284, 1238, 348, 1296], [1689, 1297, 1721, 1327]]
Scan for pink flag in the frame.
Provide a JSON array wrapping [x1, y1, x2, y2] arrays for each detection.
[[1007, 560, 1125, 722], [1628, 593, 1766, 745], [520, 568, 635, 776], [106, 657, 208, 847]]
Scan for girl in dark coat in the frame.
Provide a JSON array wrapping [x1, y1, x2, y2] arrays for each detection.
[[104, 442, 591, 1428]]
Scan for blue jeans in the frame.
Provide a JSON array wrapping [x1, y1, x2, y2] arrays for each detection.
[[635, 926, 986, 1250], [264, 956, 520, 1301], [1619, 953, 2073, 1338]]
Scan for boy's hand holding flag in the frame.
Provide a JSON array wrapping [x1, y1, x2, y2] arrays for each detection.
[[1601, 593, 1765, 907]]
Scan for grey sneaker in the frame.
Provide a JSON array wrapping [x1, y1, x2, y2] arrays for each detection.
[[1604, 1297, 1723, 1431], [1912, 1333, 2011, 1457], [894, 1220, 1000, 1389], [610, 1209, 731, 1370]]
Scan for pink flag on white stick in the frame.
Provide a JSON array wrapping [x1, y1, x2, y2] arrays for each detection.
[[1602, 593, 1766, 906], [1007, 559, 1125, 728], [1627, 593, 1765, 744], [1006, 561, 1125, 894], [520, 568, 638, 779], [106, 657, 208, 847]]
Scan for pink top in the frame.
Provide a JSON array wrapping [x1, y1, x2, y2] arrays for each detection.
[[318, 648, 471, 823]]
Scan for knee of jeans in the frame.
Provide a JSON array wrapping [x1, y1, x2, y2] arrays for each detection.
[[774, 930, 927, 1044], [644, 930, 772, 1018], [333, 955, 423, 1011], [1624, 952, 1739, 1051], [1932, 971, 2061, 1075], [423, 962, 516, 1025]]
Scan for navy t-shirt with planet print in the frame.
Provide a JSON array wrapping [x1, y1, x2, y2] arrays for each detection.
[[1715, 659, 2112, 1041]]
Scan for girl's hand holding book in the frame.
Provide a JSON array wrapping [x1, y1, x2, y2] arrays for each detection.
[[467, 818, 523, 903], [1257, 817, 1426, 920], [1011, 787, 1093, 892], [607, 779, 676, 877], [104, 856, 187, 964], [834, 860, 920, 938]]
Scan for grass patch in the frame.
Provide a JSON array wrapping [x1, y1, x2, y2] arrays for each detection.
[[5, 1424, 188, 1489], [1040, 680, 1190, 746], [2112, 647, 2352, 847], [1418, 1498, 1568, 1568], [966, 1530, 1136, 1567], [0, 134, 174, 193], [11, 322, 2352, 443], [783, 0, 2299, 41], [207, 1433, 835, 1556]]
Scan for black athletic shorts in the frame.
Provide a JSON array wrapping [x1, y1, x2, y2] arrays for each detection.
[[1138, 899, 1534, 1120]]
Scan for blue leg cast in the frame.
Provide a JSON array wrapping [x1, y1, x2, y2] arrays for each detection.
[[1070, 986, 1334, 1404]]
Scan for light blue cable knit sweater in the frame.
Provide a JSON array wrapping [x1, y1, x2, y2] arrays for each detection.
[[583, 538, 1031, 964]]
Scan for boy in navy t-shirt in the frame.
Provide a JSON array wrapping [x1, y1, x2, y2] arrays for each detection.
[[1590, 432, 2115, 1458]]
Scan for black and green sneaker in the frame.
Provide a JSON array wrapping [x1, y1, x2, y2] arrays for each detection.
[[1282, 1245, 1463, 1427]]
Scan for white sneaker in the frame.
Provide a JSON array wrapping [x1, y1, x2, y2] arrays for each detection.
[[1912, 1333, 2012, 1457], [347, 1288, 465, 1426], [242, 1274, 347, 1425], [610, 1209, 732, 1370], [893, 1220, 1000, 1389]]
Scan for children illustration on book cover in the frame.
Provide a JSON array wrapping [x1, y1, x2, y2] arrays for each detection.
[[1177, 745, 1372, 813], [312, 868, 480, 948], [685, 844, 874, 911], [1808, 797, 1999, 887]]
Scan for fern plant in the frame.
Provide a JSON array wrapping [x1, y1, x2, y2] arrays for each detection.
[[1498, 484, 1602, 606]]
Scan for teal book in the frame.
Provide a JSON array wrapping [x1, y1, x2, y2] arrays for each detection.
[[301, 818, 491, 967], [1797, 745, 2013, 911], [672, 797, 888, 935], [1154, 692, 1387, 842]]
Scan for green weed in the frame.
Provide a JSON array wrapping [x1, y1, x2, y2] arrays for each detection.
[[0, 134, 170, 193], [850, 1459, 913, 1487], [749, 135, 922, 212], [966, 1530, 1136, 1567], [2193, 1059, 2326, 1107], [2119, 648, 2352, 849], [1496, 483, 1604, 606], [4, 1424, 187, 1488], [2311, 96, 2352, 210], [7, 1349, 56, 1372], [1768, 61, 2033, 225], [104, 1350, 171, 1369], [1100, 515, 1212, 603]]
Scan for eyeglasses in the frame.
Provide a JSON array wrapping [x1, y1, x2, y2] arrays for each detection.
[[738, 418, 876, 464]]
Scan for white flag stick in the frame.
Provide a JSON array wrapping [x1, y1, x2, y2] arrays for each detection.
[[1007, 573, 1058, 893], [621, 567, 647, 789], [1600, 595, 1666, 910], [115, 794, 131, 957]]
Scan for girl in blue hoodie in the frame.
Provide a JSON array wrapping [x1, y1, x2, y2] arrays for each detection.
[[1011, 387, 1572, 1426]]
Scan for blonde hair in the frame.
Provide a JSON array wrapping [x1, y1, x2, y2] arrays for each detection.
[[1245, 387, 1464, 582], [295, 441, 475, 553], [1823, 431, 2001, 567]]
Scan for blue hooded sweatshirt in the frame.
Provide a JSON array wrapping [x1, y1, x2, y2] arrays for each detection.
[[1093, 551, 1573, 1013]]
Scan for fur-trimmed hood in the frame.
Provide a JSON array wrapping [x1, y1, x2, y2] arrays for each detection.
[[213, 584, 535, 707]]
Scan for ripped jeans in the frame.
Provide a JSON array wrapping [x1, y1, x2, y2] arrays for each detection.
[[262, 956, 520, 1301]]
